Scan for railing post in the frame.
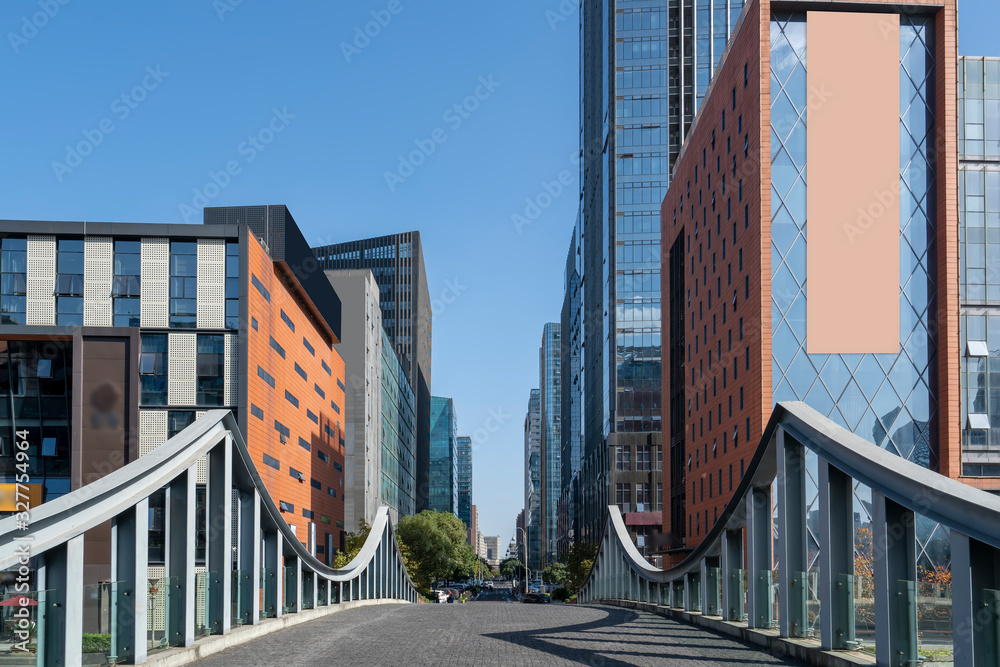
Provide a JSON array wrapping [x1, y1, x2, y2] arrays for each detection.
[[238, 489, 261, 625], [294, 556, 303, 612], [207, 433, 233, 634], [722, 528, 744, 621], [872, 491, 917, 667], [746, 485, 772, 629], [819, 460, 855, 650], [952, 531, 1000, 666], [339, 580, 345, 604], [167, 465, 197, 646], [684, 572, 695, 612], [112, 498, 149, 664], [700, 558, 710, 615], [263, 529, 282, 618], [36, 534, 84, 667], [777, 428, 808, 638]]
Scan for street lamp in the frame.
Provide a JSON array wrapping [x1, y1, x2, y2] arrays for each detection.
[[516, 526, 529, 596]]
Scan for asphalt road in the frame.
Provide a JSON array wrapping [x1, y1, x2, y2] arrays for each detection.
[[193, 600, 807, 666]]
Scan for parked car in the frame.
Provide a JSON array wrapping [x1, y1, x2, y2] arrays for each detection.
[[430, 590, 448, 603], [520, 593, 547, 604]]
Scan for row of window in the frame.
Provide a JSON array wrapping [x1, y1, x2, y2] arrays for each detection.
[[613, 445, 663, 471]]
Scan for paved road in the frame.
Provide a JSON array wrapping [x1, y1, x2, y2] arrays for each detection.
[[194, 602, 805, 666]]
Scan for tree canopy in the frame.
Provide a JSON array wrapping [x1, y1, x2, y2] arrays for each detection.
[[396, 510, 476, 590], [542, 561, 568, 586], [499, 557, 523, 580], [563, 541, 598, 593]]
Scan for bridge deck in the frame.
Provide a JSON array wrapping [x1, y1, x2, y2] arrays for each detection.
[[193, 601, 806, 666]]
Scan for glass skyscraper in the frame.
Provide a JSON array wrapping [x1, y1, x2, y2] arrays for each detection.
[[958, 57, 1000, 479], [523, 389, 542, 572], [456, 435, 472, 531], [539, 323, 561, 565], [428, 396, 457, 515], [577, 0, 744, 546]]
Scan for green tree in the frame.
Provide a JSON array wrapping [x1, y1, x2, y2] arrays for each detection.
[[563, 541, 598, 593], [500, 558, 523, 580], [542, 561, 568, 586], [332, 519, 372, 569], [396, 510, 472, 590]]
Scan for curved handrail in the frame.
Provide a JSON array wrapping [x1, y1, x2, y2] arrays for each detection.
[[0, 410, 416, 590], [581, 400, 1000, 589]]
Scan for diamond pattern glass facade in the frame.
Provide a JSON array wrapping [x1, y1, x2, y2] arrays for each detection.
[[768, 13, 945, 627]]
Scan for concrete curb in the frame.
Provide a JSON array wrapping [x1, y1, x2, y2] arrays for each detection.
[[590, 600, 875, 667], [146, 599, 410, 667]]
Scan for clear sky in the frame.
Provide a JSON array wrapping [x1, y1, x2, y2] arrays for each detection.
[[0, 0, 996, 547]]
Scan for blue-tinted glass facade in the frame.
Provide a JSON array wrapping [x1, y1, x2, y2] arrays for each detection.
[[769, 13, 943, 611], [539, 323, 561, 564], [428, 396, 457, 515], [959, 57, 1000, 477], [524, 388, 542, 571], [380, 328, 416, 518], [1, 239, 26, 325], [457, 436, 472, 531], [0, 341, 72, 502]]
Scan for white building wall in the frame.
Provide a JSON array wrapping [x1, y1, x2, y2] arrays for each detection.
[[140, 238, 169, 327], [168, 332, 196, 406], [83, 236, 113, 326], [26, 235, 55, 325], [196, 238, 225, 329]]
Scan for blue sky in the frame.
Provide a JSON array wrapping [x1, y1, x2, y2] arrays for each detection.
[[0, 0, 995, 546]]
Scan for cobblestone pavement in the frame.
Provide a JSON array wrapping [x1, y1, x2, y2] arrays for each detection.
[[194, 602, 806, 666]]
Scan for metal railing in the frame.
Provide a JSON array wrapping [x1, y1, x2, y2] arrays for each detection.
[[578, 401, 1000, 667], [0, 410, 418, 665]]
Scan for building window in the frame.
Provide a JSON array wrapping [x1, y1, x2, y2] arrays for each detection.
[[331, 401, 340, 414], [112, 239, 141, 327], [289, 467, 305, 482], [321, 360, 331, 375], [257, 366, 275, 388], [251, 274, 270, 302], [196, 334, 224, 406], [294, 363, 307, 381], [279, 501, 293, 513], [615, 446, 631, 471], [333, 461, 343, 473], [636, 483, 651, 510], [169, 241, 197, 328], [318, 450, 328, 463], [274, 421, 290, 441], [251, 404, 264, 420], [310, 478, 321, 490], [314, 384, 325, 399], [269, 337, 285, 359], [285, 390, 299, 408], [251, 317, 258, 331], [328, 487, 337, 498], [336, 378, 346, 391], [280, 310, 295, 332], [55, 239, 84, 326], [263, 453, 279, 470], [635, 446, 651, 471], [225, 242, 239, 329], [615, 483, 630, 513], [306, 409, 318, 424], [303, 338, 315, 356], [140, 334, 168, 405], [298, 436, 310, 452], [0, 238, 27, 325], [167, 411, 195, 438], [303, 509, 314, 519]]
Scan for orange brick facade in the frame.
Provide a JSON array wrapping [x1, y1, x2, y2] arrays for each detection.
[[245, 235, 347, 557], [661, 0, 963, 554]]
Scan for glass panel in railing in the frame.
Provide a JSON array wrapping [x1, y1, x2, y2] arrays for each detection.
[[0, 589, 45, 666], [706, 567, 721, 616], [896, 579, 920, 666], [283, 566, 296, 614], [302, 572, 314, 610], [917, 566, 954, 665], [260, 567, 274, 619], [80, 581, 116, 665], [728, 568, 747, 621], [194, 571, 211, 638], [770, 569, 780, 629], [689, 573, 701, 610], [146, 575, 173, 655], [318, 580, 328, 607]]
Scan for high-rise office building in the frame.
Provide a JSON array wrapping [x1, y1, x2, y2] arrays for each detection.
[[0, 205, 349, 581], [468, 502, 479, 550], [428, 396, 458, 515], [659, 0, 960, 565], [314, 233, 432, 511], [324, 269, 416, 531], [539, 323, 561, 565], [523, 389, 542, 571], [559, 216, 584, 557], [483, 535, 502, 567], [457, 435, 473, 532], [958, 56, 1000, 487], [576, 0, 745, 551]]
